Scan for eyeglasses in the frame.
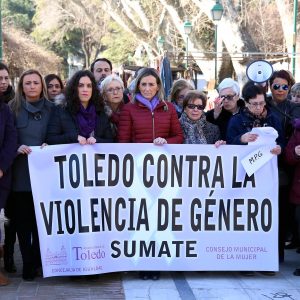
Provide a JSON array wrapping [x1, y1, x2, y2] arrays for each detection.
[[248, 101, 265, 108], [220, 94, 236, 101], [272, 84, 289, 91], [186, 104, 205, 110], [106, 87, 123, 94]]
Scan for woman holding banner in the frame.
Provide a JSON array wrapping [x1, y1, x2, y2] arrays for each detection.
[[226, 82, 284, 276], [118, 67, 183, 280], [226, 82, 284, 148], [0, 65, 17, 285], [9, 69, 53, 281], [46, 70, 113, 145]]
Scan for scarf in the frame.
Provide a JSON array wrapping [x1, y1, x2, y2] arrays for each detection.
[[293, 118, 300, 129], [243, 107, 268, 127], [179, 112, 207, 144], [76, 103, 96, 138], [135, 93, 160, 112]]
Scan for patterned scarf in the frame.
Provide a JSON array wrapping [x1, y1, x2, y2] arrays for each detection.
[[243, 107, 268, 127], [179, 112, 207, 144]]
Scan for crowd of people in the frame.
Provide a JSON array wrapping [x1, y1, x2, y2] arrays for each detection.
[[1, 58, 300, 285]]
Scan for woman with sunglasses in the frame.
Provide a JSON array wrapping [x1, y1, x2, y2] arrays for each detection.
[[180, 90, 222, 144], [206, 78, 245, 140], [268, 70, 300, 141], [169, 79, 194, 118], [268, 70, 300, 262]]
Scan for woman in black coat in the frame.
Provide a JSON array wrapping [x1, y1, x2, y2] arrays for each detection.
[[46, 70, 113, 145], [0, 83, 17, 286]]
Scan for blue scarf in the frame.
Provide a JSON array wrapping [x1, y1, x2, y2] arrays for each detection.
[[76, 103, 96, 138], [135, 93, 160, 112]]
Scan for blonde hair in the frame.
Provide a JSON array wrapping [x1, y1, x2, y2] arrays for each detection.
[[169, 79, 194, 103], [10, 69, 48, 115]]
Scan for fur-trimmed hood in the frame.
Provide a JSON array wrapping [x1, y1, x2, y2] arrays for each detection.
[[53, 93, 67, 108], [104, 101, 113, 118]]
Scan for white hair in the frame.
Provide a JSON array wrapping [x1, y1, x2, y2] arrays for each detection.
[[218, 78, 240, 96], [100, 74, 124, 95]]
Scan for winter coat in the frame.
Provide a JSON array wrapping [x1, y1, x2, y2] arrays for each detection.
[[1, 85, 15, 104], [10, 98, 54, 192], [285, 127, 300, 204], [226, 107, 285, 149], [0, 103, 17, 209], [179, 112, 220, 144], [266, 97, 300, 144], [206, 99, 245, 140], [46, 98, 114, 145], [104, 102, 124, 140], [118, 101, 183, 143]]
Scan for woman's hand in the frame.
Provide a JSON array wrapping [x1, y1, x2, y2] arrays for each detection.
[[17, 145, 32, 155], [295, 145, 300, 156], [214, 140, 226, 148], [271, 145, 281, 155], [153, 137, 167, 145], [213, 97, 223, 119], [78, 135, 87, 145], [87, 137, 96, 145], [240, 133, 258, 144], [0, 169, 3, 179]]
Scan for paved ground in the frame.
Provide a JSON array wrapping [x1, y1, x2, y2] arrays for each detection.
[[1, 212, 300, 299]]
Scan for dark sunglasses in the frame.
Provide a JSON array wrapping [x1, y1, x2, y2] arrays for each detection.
[[187, 104, 205, 110], [220, 94, 236, 101], [272, 84, 289, 91]]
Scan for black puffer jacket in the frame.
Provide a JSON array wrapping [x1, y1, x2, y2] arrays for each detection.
[[206, 99, 245, 140], [1, 85, 15, 104], [46, 96, 114, 145]]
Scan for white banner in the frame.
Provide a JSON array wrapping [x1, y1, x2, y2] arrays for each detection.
[[28, 143, 278, 277]]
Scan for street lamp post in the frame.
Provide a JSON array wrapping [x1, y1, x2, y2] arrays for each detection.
[[211, 0, 224, 87], [184, 20, 192, 69], [157, 36, 165, 54], [0, 0, 2, 61], [67, 54, 74, 79], [292, 0, 298, 77]]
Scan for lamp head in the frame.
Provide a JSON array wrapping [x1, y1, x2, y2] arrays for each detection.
[[211, 1, 224, 22], [157, 36, 165, 49], [184, 20, 193, 35]]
